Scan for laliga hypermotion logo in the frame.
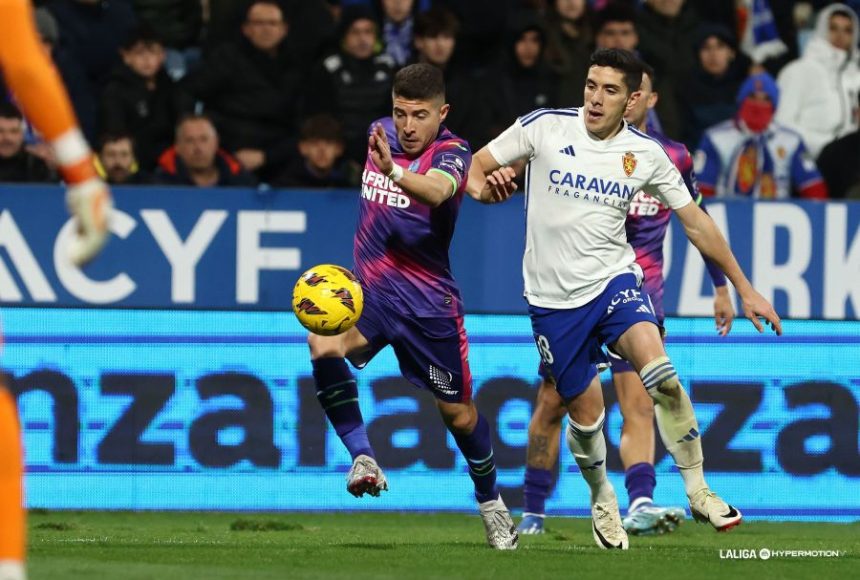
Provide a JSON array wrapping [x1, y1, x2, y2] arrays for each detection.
[[296, 298, 327, 315], [334, 288, 356, 313], [622, 151, 637, 177]]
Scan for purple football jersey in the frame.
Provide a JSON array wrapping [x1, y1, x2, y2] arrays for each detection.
[[626, 131, 725, 320], [354, 117, 472, 318]]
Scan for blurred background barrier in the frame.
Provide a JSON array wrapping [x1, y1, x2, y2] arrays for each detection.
[[0, 186, 857, 318], [3, 309, 858, 520]]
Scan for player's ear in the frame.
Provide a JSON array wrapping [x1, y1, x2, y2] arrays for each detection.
[[649, 91, 659, 108], [439, 103, 450, 122]]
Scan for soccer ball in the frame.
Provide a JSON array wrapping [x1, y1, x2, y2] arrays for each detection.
[[292, 264, 364, 336]]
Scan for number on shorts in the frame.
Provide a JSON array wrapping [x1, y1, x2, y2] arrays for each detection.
[[535, 334, 554, 365]]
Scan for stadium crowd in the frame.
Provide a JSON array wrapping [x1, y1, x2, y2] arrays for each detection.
[[0, 0, 858, 198]]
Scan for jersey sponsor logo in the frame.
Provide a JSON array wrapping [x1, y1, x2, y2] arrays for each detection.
[[361, 169, 411, 208], [547, 169, 637, 209], [622, 151, 637, 177], [606, 288, 644, 315], [628, 191, 667, 216]]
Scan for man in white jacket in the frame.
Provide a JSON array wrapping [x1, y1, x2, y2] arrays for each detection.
[[776, 3, 860, 159]]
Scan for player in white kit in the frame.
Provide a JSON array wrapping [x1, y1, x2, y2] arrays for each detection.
[[466, 49, 781, 550]]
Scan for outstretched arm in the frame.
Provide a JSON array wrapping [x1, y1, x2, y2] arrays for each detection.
[[466, 148, 527, 203], [675, 202, 781, 335]]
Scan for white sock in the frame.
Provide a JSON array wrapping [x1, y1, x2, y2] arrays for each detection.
[[640, 357, 708, 498], [566, 410, 615, 504]]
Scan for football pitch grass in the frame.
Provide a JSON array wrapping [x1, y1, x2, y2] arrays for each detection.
[[28, 511, 858, 580]]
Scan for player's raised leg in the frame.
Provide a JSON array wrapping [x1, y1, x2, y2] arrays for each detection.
[[308, 324, 387, 498], [613, 322, 742, 531], [518, 376, 565, 535], [612, 367, 684, 535], [0, 384, 25, 580]]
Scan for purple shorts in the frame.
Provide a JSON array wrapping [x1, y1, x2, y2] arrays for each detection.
[[350, 289, 472, 403]]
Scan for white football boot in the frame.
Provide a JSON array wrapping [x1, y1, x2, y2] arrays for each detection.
[[591, 489, 629, 550], [346, 454, 388, 498], [689, 489, 743, 532], [478, 495, 519, 550]]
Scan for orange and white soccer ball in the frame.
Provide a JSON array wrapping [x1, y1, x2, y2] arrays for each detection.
[[292, 264, 364, 336]]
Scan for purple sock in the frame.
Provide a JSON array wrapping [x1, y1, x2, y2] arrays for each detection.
[[523, 467, 552, 516], [313, 357, 374, 460], [625, 462, 656, 511], [452, 414, 498, 504]]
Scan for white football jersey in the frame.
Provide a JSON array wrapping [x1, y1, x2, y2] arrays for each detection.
[[488, 107, 693, 308]]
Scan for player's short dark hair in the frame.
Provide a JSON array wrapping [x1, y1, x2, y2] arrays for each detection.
[[589, 48, 644, 95], [98, 131, 136, 153], [0, 101, 23, 121], [640, 61, 656, 89], [121, 24, 163, 50], [594, 2, 637, 34], [831, 8, 855, 21], [300, 114, 344, 143], [414, 7, 460, 39], [392, 63, 446, 102]]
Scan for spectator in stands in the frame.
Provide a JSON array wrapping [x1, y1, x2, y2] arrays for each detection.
[[679, 24, 750, 150], [272, 115, 358, 188], [816, 119, 860, 198], [45, 0, 137, 90], [594, 2, 639, 53], [0, 103, 56, 183], [695, 73, 828, 200], [543, 0, 593, 107], [486, 15, 559, 137], [776, 3, 860, 159], [305, 6, 395, 167], [183, 0, 303, 180], [100, 26, 186, 172], [412, 7, 489, 148], [156, 114, 255, 187], [132, 0, 202, 78], [378, 0, 417, 67], [636, 0, 700, 140], [96, 132, 153, 185]]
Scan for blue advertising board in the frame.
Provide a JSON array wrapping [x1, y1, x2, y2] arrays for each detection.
[[4, 308, 858, 520], [0, 186, 857, 318]]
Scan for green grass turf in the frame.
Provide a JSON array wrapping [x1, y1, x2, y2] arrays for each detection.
[[27, 511, 859, 580]]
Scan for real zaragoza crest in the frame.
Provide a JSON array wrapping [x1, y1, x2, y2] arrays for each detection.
[[622, 151, 637, 177]]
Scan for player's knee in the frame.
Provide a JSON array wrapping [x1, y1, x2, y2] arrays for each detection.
[[534, 382, 566, 425], [307, 332, 346, 359], [639, 356, 681, 404], [439, 402, 477, 435]]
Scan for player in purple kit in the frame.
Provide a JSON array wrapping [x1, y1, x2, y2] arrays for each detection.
[[306, 63, 519, 550], [517, 64, 737, 537]]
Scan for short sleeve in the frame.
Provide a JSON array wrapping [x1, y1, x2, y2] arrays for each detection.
[[487, 118, 535, 166], [429, 140, 472, 192], [641, 147, 694, 210]]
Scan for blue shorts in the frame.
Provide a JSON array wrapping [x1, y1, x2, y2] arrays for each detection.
[[350, 289, 472, 403], [530, 273, 659, 400]]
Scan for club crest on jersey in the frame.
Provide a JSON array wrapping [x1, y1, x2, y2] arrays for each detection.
[[622, 151, 637, 177], [408, 159, 421, 172]]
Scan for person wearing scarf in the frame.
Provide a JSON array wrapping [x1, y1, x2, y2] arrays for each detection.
[[694, 72, 827, 199]]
